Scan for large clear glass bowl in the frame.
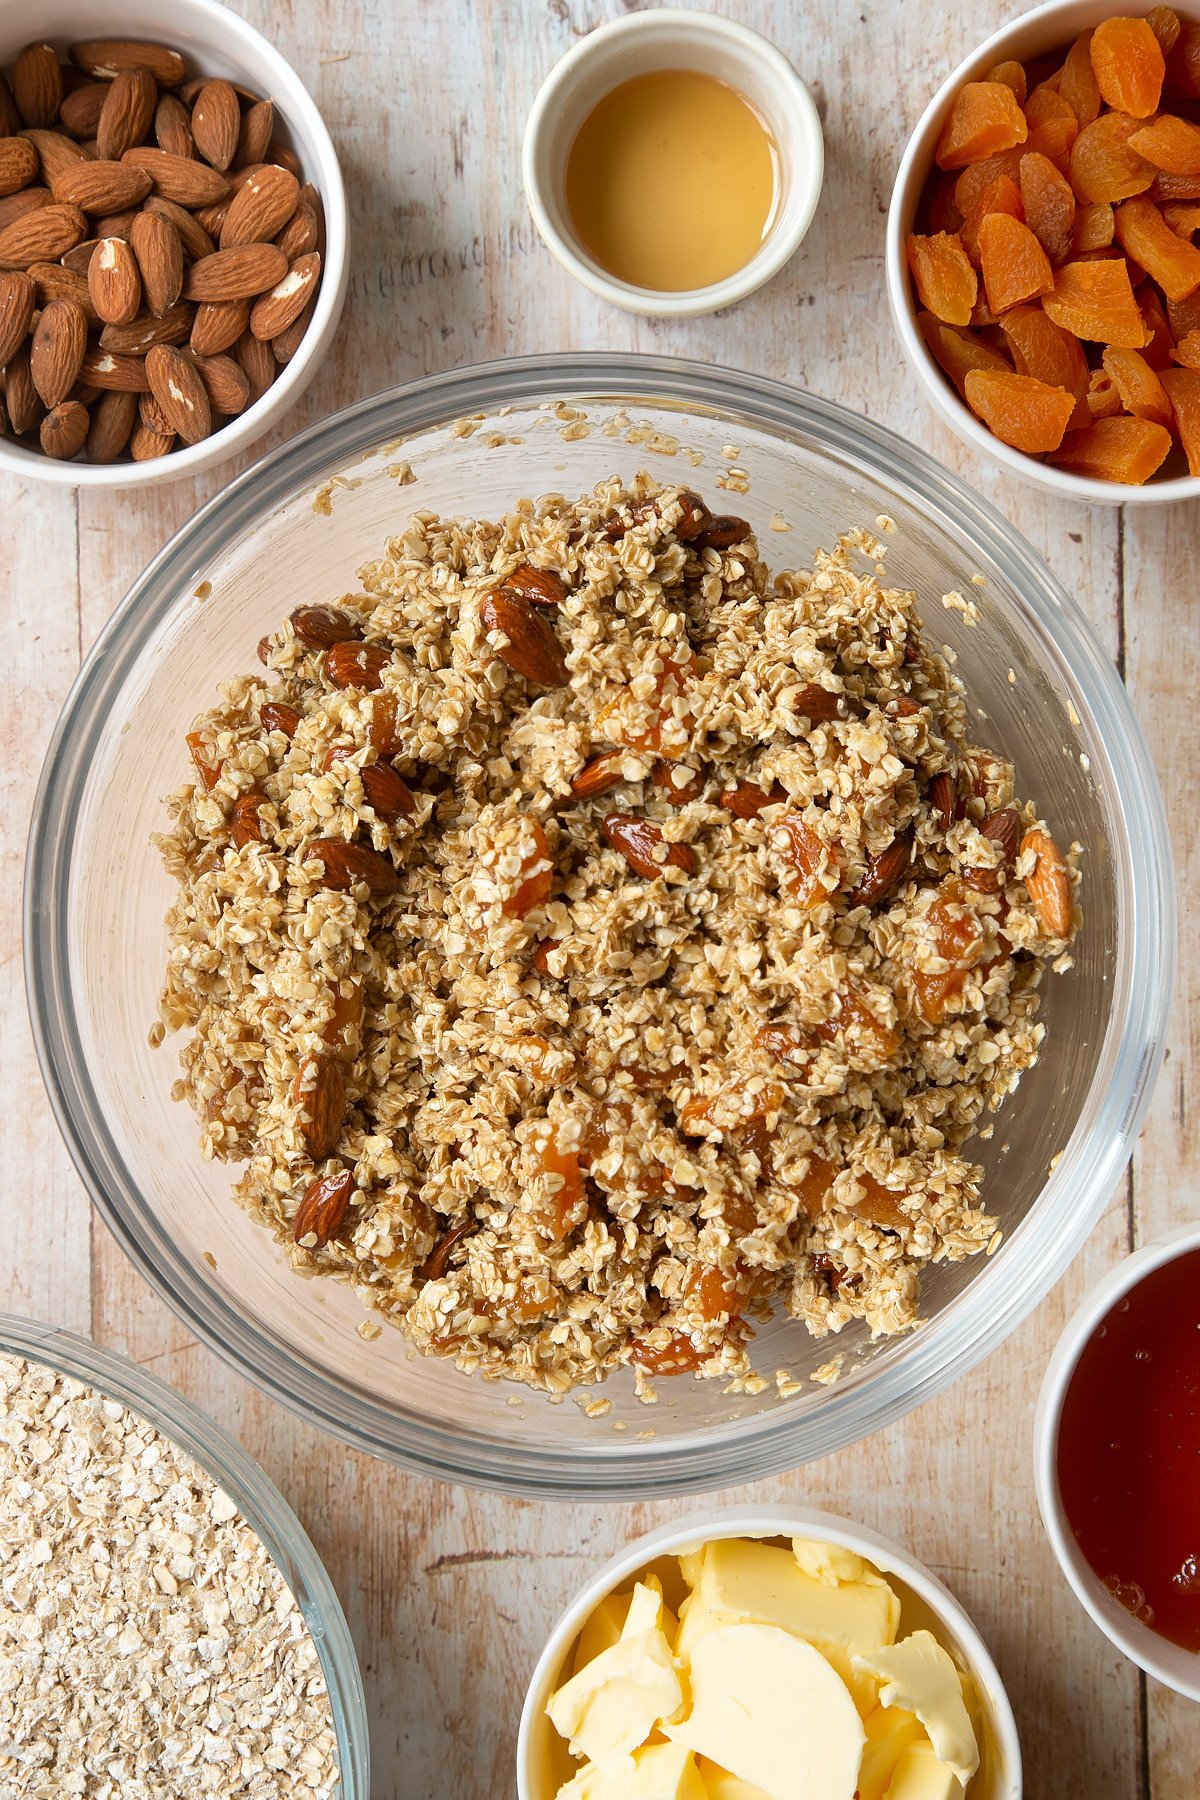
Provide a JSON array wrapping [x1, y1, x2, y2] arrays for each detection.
[[24, 354, 1174, 1499]]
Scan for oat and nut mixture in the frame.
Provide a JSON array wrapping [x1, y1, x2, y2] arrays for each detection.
[[0, 1354, 339, 1798], [156, 478, 1078, 1393]]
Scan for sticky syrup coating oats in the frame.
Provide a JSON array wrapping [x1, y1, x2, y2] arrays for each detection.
[[155, 478, 1078, 1393]]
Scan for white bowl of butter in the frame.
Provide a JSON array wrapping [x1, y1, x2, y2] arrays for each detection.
[[517, 1507, 1021, 1800]]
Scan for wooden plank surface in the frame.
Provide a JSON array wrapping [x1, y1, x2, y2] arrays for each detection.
[[3, 1, 1198, 1794]]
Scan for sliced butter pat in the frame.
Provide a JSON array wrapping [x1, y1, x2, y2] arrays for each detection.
[[623, 1574, 677, 1645], [695, 1757, 774, 1799], [792, 1538, 880, 1588], [557, 1740, 708, 1800], [576, 1593, 630, 1674], [678, 1545, 706, 1592], [857, 1707, 928, 1800], [885, 1740, 966, 1800], [820, 1642, 883, 1722], [852, 1632, 978, 1786], [665, 1622, 864, 1800], [548, 1582, 683, 1772], [676, 1538, 899, 1662]]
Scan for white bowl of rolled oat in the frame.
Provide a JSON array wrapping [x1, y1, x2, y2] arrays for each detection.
[[26, 355, 1173, 1498], [0, 1313, 368, 1797]]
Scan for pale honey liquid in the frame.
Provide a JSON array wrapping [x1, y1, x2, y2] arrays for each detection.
[[565, 70, 778, 293]]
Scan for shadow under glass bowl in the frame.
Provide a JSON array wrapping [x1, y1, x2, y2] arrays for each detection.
[[24, 353, 1174, 1499]]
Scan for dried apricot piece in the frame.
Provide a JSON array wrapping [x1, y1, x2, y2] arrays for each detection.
[[936, 82, 1028, 170], [1060, 32, 1103, 127], [1043, 257, 1149, 345], [1171, 327, 1200, 367], [1000, 304, 1089, 424], [1114, 196, 1200, 300], [918, 311, 1012, 394], [959, 174, 1023, 265], [1070, 114, 1155, 203], [1147, 5, 1182, 56], [501, 816, 553, 918], [987, 59, 1028, 104], [1167, 288, 1200, 338], [907, 231, 977, 325], [1163, 202, 1200, 236], [1023, 84, 1080, 165], [1087, 368, 1125, 418], [1102, 345, 1174, 425], [1090, 17, 1166, 116], [927, 172, 964, 234], [1160, 367, 1200, 469], [964, 369, 1076, 453], [954, 148, 1026, 215], [1150, 169, 1200, 201], [978, 212, 1054, 312], [1165, 20, 1200, 97], [1141, 285, 1177, 366], [1053, 413, 1173, 480], [1072, 200, 1116, 252], [1129, 114, 1200, 176], [1020, 151, 1077, 262]]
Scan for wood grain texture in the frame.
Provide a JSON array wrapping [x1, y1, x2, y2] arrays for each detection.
[[2, 1, 1197, 1795]]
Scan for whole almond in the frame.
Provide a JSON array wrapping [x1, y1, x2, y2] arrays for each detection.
[[569, 753, 625, 800], [129, 209, 182, 316], [234, 99, 273, 169], [719, 780, 788, 818], [52, 158, 153, 214], [274, 202, 317, 260], [85, 386, 137, 459], [270, 295, 314, 365], [121, 146, 227, 207], [0, 74, 19, 138], [291, 605, 364, 649], [13, 44, 62, 129], [63, 235, 103, 273], [96, 65, 156, 161], [0, 203, 85, 268], [144, 194, 212, 261], [982, 806, 1023, 863], [259, 700, 300, 737], [293, 1168, 353, 1249], [93, 207, 140, 240], [153, 92, 194, 159], [30, 297, 87, 406], [191, 79, 240, 171], [145, 341, 210, 442], [19, 129, 90, 185], [303, 837, 400, 897], [59, 81, 109, 139], [249, 250, 319, 340], [0, 269, 34, 366], [602, 813, 696, 878], [324, 746, 415, 821], [183, 241, 286, 302], [129, 418, 173, 459], [695, 513, 752, 552], [265, 139, 301, 180], [230, 788, 267, 846], [27, 260, 98, 324], [501, 564, 567, 607], [39, 397, 88, 459], [479, 588, 569, 687], [792, 681, 841, 724], [71, 41, 187, 88], [99, 300, 192, 354], [850, 833, 912, 907], [0, 135, 38, 196], [221, 164, 299, 248], [80, 346, 150, 391], [138, 389, 173, 433], [1022, 828, 1072, 938], [0, 187, 51, 231], [190, 349, 249, 415], [3, 342, 39, 433], [87, 235, 141, 325], [193, 199, 228, 238], [929, 771, 960, 824], [190, 296, 248, 355], [325, 641, 390, 690], [235, 327, 275, 403]]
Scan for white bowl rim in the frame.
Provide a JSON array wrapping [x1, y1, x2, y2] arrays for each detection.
[[515, 1502, 1023, 1799], [1034, 1222, 1200, 1699], [521, 7, 824, 319], [0, 0, 349, 489], [885, 0, 1200, 506]]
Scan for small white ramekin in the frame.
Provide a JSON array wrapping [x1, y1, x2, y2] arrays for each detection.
[[0, 0, 348, 489], [516, 1505, 1022, 1800], [885, 0, 1200, 506], [1035, 1224, 1200, 1702], [522, 9, 823, 318]]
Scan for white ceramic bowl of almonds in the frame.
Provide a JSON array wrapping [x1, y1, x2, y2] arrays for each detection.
[[0, 0, 347, 486]]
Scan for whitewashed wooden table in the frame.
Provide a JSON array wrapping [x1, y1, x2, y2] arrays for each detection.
[[3, 2, 1199, 1794]]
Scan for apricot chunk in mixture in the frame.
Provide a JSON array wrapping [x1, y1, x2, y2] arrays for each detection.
[[1061, 32, 1103, 127], [979, 212, 1054, 312], [1090, 16, 1166, 116], [1023, 85, 1080, 165], [1171, 327, 1200, 367], [963, 369, 1077, 452], [1021, 151, 1078, 262], [1147, 5, 1182, 56], [1043, 257, 1148, 344], [1070, 113, 1156, 203], [907, 231, 977, 325], [1160, 366, 1200, 469], [1167, 288, 1200, 338], [918, 311, 1012, 394], [1073, 200, 1116, 252], [1053, 413, 1173, 479], [1102, 345, 1174, 424], [1129, 113, 1200, 175], [1001, 305, 1089, 423], [935, 82, 1028, 170], [1165, 20, 1200, 97], [1163, 202, 1200, 236], [955, 149, 1026, 215], [960, 174, 1023, 265], [986, 59, 1027, 104], [1114, 196, 1200, 299], [1140, 285, 1176, 366], [1087, 367, 1125, 418]]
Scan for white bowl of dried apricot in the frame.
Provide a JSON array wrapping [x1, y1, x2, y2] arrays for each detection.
[[887, 0, 1200, 500]]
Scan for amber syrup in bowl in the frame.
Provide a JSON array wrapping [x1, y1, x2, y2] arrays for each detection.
[[1056, 1247, 1200, 1655]]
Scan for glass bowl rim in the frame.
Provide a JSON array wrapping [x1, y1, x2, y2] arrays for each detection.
[[23, 351, 1176, 1497], [0, 1311, 370, 1795]]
